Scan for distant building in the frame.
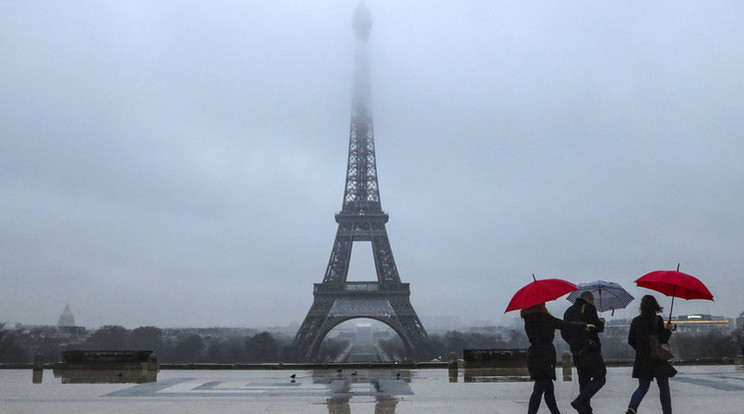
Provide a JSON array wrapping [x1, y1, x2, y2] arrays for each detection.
[[603, 318, 631, 336], [13, 322, 88, 350], [672, 314, 733, 333], [604, 315, 734, 335], [57, 304, 76, 327], [354, 323, 374, 344]]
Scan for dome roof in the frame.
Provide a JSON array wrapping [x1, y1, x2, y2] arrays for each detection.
[[57, 304, 76, 327]]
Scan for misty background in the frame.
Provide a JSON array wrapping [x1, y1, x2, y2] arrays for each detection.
[[2, 1, 743, 330]]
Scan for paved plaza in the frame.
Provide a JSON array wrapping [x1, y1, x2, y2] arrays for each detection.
[[1, 365, 743, 413]]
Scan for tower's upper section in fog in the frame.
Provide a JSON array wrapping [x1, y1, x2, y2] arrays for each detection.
[[353, 4, 372, 41]]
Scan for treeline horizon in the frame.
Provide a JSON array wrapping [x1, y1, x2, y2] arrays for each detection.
[[1, 323, 741, 364]]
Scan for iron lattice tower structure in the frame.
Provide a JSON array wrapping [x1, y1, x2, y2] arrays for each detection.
[[293, 5, 428, 361]]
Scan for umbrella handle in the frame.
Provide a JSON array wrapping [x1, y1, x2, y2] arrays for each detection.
[[668, 263, 680, 325], [668, 285, 676, 325]]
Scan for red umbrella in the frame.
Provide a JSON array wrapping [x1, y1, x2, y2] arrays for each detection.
[[635, 264, 714, 323], [504, 275, 578, 313]]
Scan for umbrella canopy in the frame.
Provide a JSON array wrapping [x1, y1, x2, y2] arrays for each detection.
[[635, 270, 713, 301], [566, 280, 634, 313], [505, 277, 578, 313], [635, 267, 714, 323]]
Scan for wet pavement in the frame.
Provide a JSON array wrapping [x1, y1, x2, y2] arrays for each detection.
[[1, 365, 743, 413]]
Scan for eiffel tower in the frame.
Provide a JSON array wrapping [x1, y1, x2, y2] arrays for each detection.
[[293, 5, 428, 361]]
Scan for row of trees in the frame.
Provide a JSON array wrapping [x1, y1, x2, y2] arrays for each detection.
[[0, 324, 293, 364], [1, 323, 742, 364], [86, 326, 290, 363], [378, 327, 742, 362], [0, 324, 27, 362]]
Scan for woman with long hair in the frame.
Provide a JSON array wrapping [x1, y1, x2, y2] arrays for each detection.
[[521, 303, 595, 414], [625, 295, 677, 414]]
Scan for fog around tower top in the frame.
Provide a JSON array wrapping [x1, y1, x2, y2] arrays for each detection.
[[2, 1, 743, 329], [353, 3, 372, 40]]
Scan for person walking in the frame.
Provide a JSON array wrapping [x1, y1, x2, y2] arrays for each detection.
[[562, 291, 606, 414], [521, 303, 595, 414], [625, 295, 677, 414]]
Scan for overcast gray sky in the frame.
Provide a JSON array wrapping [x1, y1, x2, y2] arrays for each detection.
[[2, 1, 743, 330]]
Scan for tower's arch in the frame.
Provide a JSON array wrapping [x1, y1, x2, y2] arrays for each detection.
[[308, 316, 413, 361]]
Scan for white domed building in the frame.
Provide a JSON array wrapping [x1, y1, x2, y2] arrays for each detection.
[[57, 304, 76, 327]]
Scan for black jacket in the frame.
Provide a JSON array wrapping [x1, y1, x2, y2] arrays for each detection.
[[628, 313, 677, 378], [561, 297, 605, 354], [523, 312, 585, 380]]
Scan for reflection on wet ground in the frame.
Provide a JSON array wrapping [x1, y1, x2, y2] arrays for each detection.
[[313, 369, 410, 413], [6, 365, 744, 414], [326, 395, 398, 414], [52, 368, 158, 384], [32, 349, 160, 385], [457, 348, 533, 383], [33, 364, 529, 387], [461, 367, 530, 383], [29, 364, 534, 413], [93, 368, 417, 412]]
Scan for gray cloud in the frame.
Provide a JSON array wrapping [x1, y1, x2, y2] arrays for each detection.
[[2, 1, 743, 329]]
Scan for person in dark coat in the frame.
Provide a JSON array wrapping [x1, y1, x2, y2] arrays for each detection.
[[522, 303, 595, 414], [561, 291, 606, 414], [625, 295, 677, 414]]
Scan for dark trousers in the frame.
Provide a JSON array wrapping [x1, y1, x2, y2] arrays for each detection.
[[573, 351, 607, 410], [528, 378, 560, 414], [628, 376, 671, 414]]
